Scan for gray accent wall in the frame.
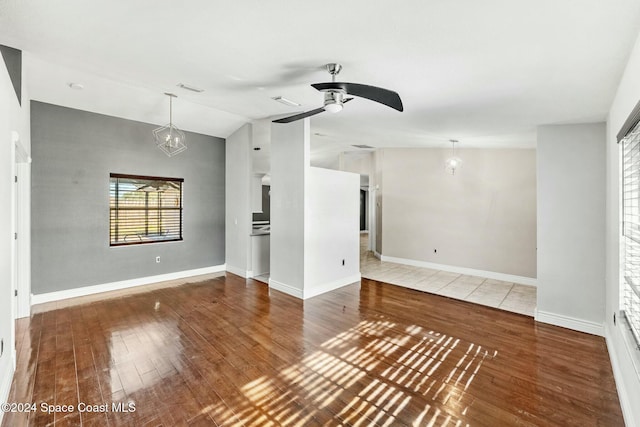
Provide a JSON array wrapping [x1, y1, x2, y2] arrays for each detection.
[[31, 101, 225, 295]]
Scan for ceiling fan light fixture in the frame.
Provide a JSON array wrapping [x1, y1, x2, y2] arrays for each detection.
[[272, 62, 403, 123], [324, 102, 343, 113], [324, 90, 344, 113]]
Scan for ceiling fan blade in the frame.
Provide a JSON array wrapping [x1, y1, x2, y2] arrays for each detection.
[[272, 106, 326, 123], [312, 82, 403, 112]]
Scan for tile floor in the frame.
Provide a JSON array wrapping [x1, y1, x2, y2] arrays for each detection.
[[359, 234, 537, 316]]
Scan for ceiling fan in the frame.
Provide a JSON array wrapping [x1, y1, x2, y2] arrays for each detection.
[[272, 63, 404, 124]]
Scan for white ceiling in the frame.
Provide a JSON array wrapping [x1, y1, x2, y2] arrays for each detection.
[[2, 0, 640, 162]]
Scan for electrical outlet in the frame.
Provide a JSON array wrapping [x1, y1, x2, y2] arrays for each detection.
[[342, 259, 345, 266], [155, 256, 161, 263]]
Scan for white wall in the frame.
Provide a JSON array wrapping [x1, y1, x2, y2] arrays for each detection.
[[379, 147, 537, 279], [606, 29, 640, 427], [340, 151, 373, 177], [339, 151, 374, 232], [0, 52, 25, 422], [305, 167, 360, 298], [251, 118, 271, 175], [269, 119, 308, 297], [270, 120, 361, 299], [536, 124, 606, 335], [225, 123, 252, 277]]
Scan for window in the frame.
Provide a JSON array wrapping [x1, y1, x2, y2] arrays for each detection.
[[109, 173, 183, 246], [621, 119, 640, 350]]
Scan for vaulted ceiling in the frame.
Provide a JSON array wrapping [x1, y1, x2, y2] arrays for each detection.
[[1, 0, 640, 164]]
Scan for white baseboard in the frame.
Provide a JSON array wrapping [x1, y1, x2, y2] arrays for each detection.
[[269, 274, 362, 300], [268, 278, 304, 299], [31, 264, 226, 305], [380, 254, 537, 287], [605, 323, 640, 427], [373, 251, 382, 260], [535, 310, 604, 336], [0, 363, 14, 425], [225, 264, 253, 278], [304, 274, 361, 300]]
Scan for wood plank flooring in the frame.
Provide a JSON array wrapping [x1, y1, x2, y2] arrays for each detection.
[[2, 274, 623, 426]]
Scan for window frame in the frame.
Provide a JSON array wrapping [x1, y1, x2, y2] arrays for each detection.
[[109, 173, 184, 247], [619, 98, 640, 359]]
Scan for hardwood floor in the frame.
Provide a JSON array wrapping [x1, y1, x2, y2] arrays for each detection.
[[3, 274, 623, 426]]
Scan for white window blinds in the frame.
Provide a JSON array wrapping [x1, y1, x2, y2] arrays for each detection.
[[622, 120, 640, 349]]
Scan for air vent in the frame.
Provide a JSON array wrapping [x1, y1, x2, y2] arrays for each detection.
[[177, 83, 204, 93], [272, 96, 301, 107], [352, 144, 375, 149]]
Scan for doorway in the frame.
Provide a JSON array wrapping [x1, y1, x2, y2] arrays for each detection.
[[360, 189, 367, 231], [13, 131, 30, 323]]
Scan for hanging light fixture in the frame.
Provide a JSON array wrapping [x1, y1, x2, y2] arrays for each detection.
[[445, 139, 462, 175], [153, 93, 187, 157]]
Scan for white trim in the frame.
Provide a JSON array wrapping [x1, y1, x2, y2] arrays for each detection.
[[373, 251, 382, 260], [268, 275, 362, 300], [605, 324, 640, 427], [14, 133, 30, 163], [9, 130, 17, 386], [535, 310, 604, 336], [0, 364, 14, 425], [268, 278, 304, 299], [225, 264, 253, 278], [16, 161, 30, 318], [31, 264, 226, 305], [618, 314, 640, 376], [304, 274, 361, 299], [380, 254, 537, 287]]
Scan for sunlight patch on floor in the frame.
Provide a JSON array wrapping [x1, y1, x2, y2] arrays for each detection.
[[235, 317, 495, 425]]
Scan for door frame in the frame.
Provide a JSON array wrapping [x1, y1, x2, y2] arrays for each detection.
[[13, 132, 30, 324]]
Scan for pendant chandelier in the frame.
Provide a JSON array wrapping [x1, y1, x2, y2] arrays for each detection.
[[153, 93, 187, 157], [445, 139, 462, 175]]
